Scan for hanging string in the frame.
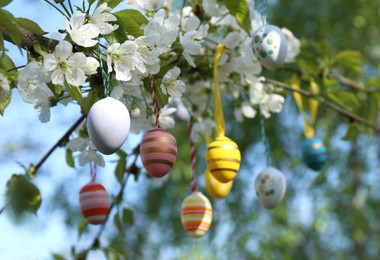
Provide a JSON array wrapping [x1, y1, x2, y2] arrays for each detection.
[[150, 75, 161, 128], [90, 161, 97, 182], [256, 0, 268, 25], [188, 116, 197, 193], [97, 38, 110, 97], [259, 111, 272, 167], [213, 44, 226, 137]]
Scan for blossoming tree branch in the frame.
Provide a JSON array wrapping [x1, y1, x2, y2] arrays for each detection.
[[0, 0, 379, 257]]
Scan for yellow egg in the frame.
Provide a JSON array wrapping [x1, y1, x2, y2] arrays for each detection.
[[206, 136, 241, 183], [204, 170, 233, 199]]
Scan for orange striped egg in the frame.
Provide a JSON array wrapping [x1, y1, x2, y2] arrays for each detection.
[[140, 129, 177, 178], [204, 170, 233, 199], [206, 136, 241, 183], [79, 182, 109, 225], [181, 191, 213, 238]]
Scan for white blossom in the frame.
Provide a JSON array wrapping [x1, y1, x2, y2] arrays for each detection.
[[151, 106, 176, 129], [160, 67, 186, 98], [44, 41, 98, 86], [282, 28, 301, 63], [67, 137, 105, 167], [135, 36, 161, 74], [106, 41, 146, 81], [129, 0, 165, 11], [65, 11, 100, 47], [202, 0, 226, 17], [191, 118, 216, 142], [91, 3, 119, 35], [234, 102, 257, 122], [0, 72, 10, 101], [17, 61, 54, 122]]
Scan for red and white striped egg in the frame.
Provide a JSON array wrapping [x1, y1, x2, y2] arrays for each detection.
[[79, 181, 109, 225], [181, 191, 213, 238], [140, 128, 177, 178]]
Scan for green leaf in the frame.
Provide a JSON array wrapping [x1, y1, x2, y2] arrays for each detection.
[[0, 0, 12, 7], [122, 208, 134, 225], [342, 123, 360, 140], [115, 155, 126, 184], [113, 213, 125, 236], [334, 50, 363, 74], [114, 9, 148, 40], [6, 174, 42, 217], [84, 87, 102, 115], [327, 90, 360, 111], [52, 254, 67, 260], [0, 88, 11, 116], [0, 53, 16, 72], [222, 0, 251, 33], [32, 41, 47, 56], [154, 80, 168, 108], [87, 0, 96, 5], [15, 17, 47, 35], [0, 10, 22, 47], [65, 83, 85, 108], [66, 149, 75, 168], [97, 0, 122, 9], [77, 218, 88, 238], [106, 242, 128, 259]]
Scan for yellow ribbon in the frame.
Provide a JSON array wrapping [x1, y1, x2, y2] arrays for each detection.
[[291, 75, 319, 138], [213, 44, 226, 137]]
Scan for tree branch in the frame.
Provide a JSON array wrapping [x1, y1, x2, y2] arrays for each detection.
[[264, 78, 380, 133]]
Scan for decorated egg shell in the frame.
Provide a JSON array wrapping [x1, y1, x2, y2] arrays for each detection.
[[301, 137, 327, 171], [254, 167, 286, 209], [140, 128, 177, 178], [87, 97, 131, 155], [181, 191, 213, 238], [252, 24, 288, 70], [206, 136, 241, 183], [204, 170, 233, 199], [79, 181, 110, 225]]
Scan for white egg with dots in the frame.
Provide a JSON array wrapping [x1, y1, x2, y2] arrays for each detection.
[[87, 97, 131, 155]]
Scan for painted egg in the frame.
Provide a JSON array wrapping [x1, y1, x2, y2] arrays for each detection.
[[301, 137, 327, 171], [252, 24, 288, 70], [87, 97, 131, 155], [79, 181, 109, 225], [140, 128, 177, 178], [204, 170, 233, 199], [255, 167, 286, 209], [206, 136, 241, 183], [181, 191, 213, 238]]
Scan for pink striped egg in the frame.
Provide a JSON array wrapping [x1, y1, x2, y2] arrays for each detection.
[[79, 181, 109, 225], [140, 129, 177, 178], [181, 191, 213, 238]]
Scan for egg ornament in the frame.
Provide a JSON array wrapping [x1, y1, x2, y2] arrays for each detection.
[[204, 170, 233, 199], [87, 97, 131, 155], [181, 191, 213, 238], [140, 128, 178, 178], [79, 181, 110, 225], [252, 24, 288, 70], [255, 167, 286, 209], [301, 137, 327, 171], [206, 136, 241, 183]]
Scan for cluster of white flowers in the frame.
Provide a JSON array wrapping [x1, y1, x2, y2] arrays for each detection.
[[66, 136, 105, 167]]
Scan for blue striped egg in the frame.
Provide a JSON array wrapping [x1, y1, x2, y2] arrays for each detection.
[[301, 138, 327, 171]]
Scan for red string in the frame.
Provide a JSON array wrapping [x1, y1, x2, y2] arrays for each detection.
[[188, 116, 197, 193], [150, 75, 161, 128], [90, 161, 97, 182]]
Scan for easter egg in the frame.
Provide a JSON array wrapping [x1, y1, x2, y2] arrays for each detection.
[[301, 137, 327, 171], [140, 128, 177, 178], [204, 170, 233, 199], [79, 181, 109, 225], [206, 136, 241, 183], [255, 167, 286, 209], [87, 97, 131, 155], [252, 24, 288, 70], [181, 191, 212, 238]]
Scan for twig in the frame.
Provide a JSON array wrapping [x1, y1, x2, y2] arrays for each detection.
[[30, 115, 86, 177], [264, 78, 380, 133]]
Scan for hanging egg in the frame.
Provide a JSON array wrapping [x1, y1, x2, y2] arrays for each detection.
[[204, 170, 233, 199], [181, 191, 213, 238], [79, 181, 109, 225], [140, 128, 177, 178], [301, 137, 327, 171], [252, 24, 288, 70], [87, 97, 131, 155], [206, 136, 241, 183], [254, 167, 286, 209]]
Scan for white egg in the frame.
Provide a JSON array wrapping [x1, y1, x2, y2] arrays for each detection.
[[87, 97, 131, 155], [254, 167, 286, 209], [252, 24, 288, 70]]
